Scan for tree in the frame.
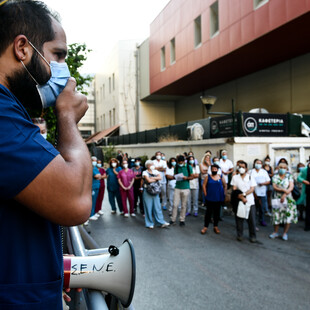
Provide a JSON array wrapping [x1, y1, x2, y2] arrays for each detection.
[[42, 43, 93, 144]]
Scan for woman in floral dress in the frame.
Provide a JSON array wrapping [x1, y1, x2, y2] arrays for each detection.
[[269, 162, 298, 241]]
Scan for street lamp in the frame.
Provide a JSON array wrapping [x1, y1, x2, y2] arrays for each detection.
[[200, 95, 236, 136]]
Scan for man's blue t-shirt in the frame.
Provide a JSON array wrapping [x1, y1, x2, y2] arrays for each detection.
[[0, 84, 63, 308]]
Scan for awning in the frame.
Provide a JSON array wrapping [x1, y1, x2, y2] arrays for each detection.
[[85, 124, 120, 144]]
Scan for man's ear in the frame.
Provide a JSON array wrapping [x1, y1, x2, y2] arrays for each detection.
[[13, 35, 32, 62]]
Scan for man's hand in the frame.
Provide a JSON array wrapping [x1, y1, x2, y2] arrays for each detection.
[[56, 77, 88, 124]]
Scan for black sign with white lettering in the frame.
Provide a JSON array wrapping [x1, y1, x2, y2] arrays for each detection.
[[210, 116, 238, 138], [243, 113, 288, 136]]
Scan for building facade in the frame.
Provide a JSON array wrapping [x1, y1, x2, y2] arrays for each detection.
[[136, 0, 310, 127], [78, 80, 95, 139], [94, 40, 138, 135]]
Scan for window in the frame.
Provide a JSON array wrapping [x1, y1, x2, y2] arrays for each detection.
[[112, 73, 115, 91], [194, 15, 202, 48], [109, 77, 111, 93], [160, 46, 166, 71], [103, 114, 106, 129], [102, 84, 105, 99], [210, 1, 219, 37], [113, 108, 115, 126], [109, 110, 112, 127], [170, 38, 176, 64], [254, 0, 269, 9]]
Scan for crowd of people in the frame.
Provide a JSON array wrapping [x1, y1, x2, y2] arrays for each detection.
[[88, 149, 310, 242]]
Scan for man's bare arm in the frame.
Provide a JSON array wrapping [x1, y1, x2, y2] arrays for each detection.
[[15, 78, 92, 226]]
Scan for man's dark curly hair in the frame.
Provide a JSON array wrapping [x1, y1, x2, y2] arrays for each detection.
[[0, 0, 60, 56]]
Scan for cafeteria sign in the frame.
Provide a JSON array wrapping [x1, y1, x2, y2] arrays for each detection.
[[210, 115, 238, 138], [243, 113, 288, 136]]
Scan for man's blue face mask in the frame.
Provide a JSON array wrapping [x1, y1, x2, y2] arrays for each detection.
[[21, 41, 70, 108]]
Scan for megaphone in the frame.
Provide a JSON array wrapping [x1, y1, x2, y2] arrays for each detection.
[[63, 239, 135, 308]]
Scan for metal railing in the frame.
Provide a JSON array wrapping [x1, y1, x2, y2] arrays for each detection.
[[66, 226, 135, 310]]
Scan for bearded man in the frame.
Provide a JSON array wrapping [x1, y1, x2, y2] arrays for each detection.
[[0, 1, 92, 308]]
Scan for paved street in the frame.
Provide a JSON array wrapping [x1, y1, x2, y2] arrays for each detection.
[[87, 195, 310, 310]]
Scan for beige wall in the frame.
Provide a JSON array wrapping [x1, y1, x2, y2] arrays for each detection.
[[292, 54, 310, 113], [138, 39, 150, 100], [139, 101, 175, 131], [94, 40, 138, 135]]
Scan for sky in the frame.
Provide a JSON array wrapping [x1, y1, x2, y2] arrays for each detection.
[[43, 0, 170, 74]]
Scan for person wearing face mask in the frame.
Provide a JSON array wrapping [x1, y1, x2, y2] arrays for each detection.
[[270, 163, 298, 240], [94, 159, 107, 217], [251, 159, 271, 227], [32, 117, 48, 139], [219, 150, 234, 184], [153, 151, 168, 210], [188, 151, 198, 165], [117, 160, 136, 217], [131, 157, 144, 215], [275, 158, 291, 174], [142, 160, 170, 229], [208, 156, 222, 175], [200, 153, 212, 206], [106, 158, 123, 214], [170, 155, 193, 226], [88, 157, 101, 222], [297, 160, 310, 231], [201, 165, 226, 234], [231, 161, 258, 242], [186, 156, 200, 217], [294, 163, 306, 221], [0, 2, 92, 308], [166, 157, 177, 216], [263, 155, 274, 213]]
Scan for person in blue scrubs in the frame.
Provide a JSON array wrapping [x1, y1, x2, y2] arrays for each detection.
[[0, 1, 92, 308], [106, 158, 124, 214]]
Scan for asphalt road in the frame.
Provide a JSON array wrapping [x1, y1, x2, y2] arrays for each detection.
[[87, 194, 310, 310]]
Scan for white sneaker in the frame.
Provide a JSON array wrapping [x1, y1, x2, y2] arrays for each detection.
[[89, 215, 98, 221], [111, 210, 116, 214], [147, 226, 154, 229], [161, 222, 170, 228], [269, 232, 279, 239], [282, 233, 288, 241], [98, 210, 104, 215], [130, 213, 136, 217], [94, 213, 100, 218], [84, 220, 89, 226], [119, 211, 124, 215], [124, 213, 129, 218]]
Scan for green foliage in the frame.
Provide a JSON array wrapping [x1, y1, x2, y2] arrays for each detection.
[[102, 144, 118, 163], [42, 43, 93, 144], [66, 43, 93, 95], [139, 155, 148, 167]]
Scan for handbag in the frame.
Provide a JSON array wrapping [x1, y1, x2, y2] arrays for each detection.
[[271, 198, 287, 210], [292, 184, 300, 200], [145, 172, 162, 195], [236, 201, 251, 219]]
